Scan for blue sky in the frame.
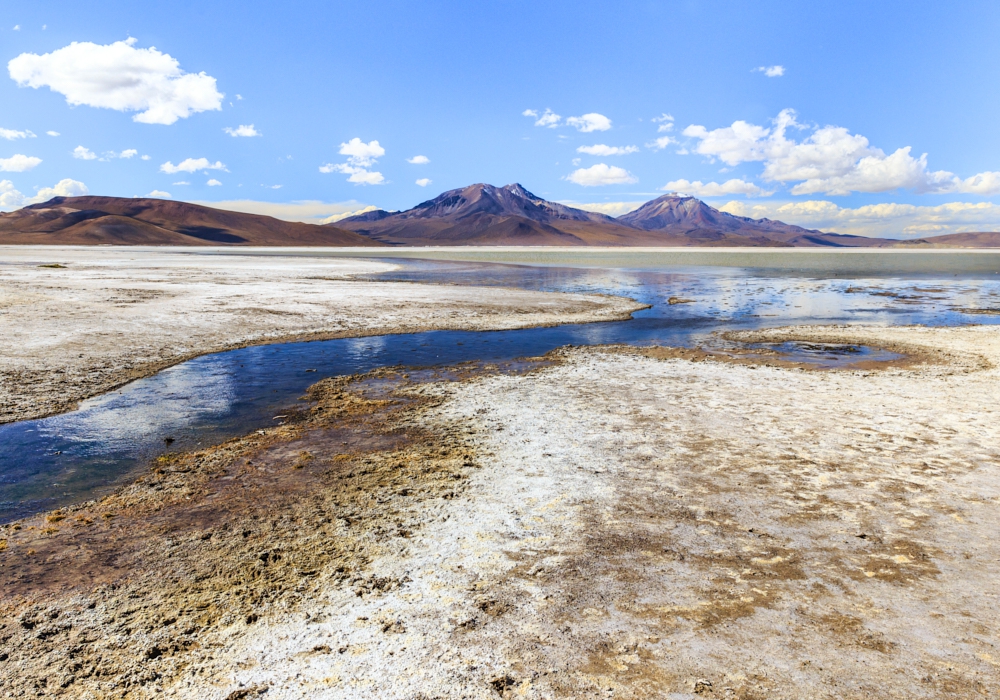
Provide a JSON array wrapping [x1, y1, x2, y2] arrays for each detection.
[[2, 0, 999, 237]]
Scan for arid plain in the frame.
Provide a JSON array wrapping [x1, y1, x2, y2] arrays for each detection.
[[1, 247, 999, 699]]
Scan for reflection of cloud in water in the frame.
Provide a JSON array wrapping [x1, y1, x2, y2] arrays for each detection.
[[345, 335, 388, 360], [40, 356, 237, 451]]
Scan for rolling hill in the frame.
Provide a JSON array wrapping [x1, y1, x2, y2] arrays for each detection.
[[0, 197, 381, 247]]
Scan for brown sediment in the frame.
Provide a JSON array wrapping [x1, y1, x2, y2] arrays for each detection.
[[599, 339, 926, 372], [0, 359, 553, 697]]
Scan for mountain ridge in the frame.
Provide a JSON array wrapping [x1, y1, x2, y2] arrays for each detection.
[[336, 183, 889, 247]]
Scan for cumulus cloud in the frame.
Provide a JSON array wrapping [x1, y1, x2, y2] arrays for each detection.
[[73, 145, 97, 160], [415, 178, 432, 187], [407, 155, 430, 164], [224, 124, 260, 137], [524, 108, 560, 128], [160, 157, 227, 174], [755, 65, 785, 77], [146, 190, 171, 198], [683, 109, 1000, 196], [646, 136, 677, 151], [320, 138, 386, 185], [119, 149, 137, 159], [566, 113, 612, 133], [559, 200, 645, 217], [566, 163, 637, 186], [662, 178, 772, 197], [46, 130, 59, 136], [207, 178, 222, 186], [0, 154, 42, 171], [652, 113, 674, 132], [719, 199, 1000, 238], [0, 128, 35, 140], [577, 144, 638, 156], [189, 199, 379, 225], [8, 38, 223, 125], [0, 177, 88, 210]]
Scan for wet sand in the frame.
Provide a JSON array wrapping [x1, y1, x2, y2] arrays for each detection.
[[0, 246, 643, 424], [2, 324, 999, 698]]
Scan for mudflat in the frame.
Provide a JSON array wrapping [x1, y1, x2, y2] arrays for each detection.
[[0, 246, 643, 424], [2, 323, 998, 698]]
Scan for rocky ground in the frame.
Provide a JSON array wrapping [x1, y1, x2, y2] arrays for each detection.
[[2, 323, 999, 698], [0, 246, 642, 423]]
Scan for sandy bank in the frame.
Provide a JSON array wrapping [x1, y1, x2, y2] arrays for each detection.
[[0, 246, 644, 424], [2, 323, 999, 698]]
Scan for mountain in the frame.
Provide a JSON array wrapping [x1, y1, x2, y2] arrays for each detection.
[[0, 196, 381, 247], [335, 183, 654, 246], [337, 184, 891, 247]]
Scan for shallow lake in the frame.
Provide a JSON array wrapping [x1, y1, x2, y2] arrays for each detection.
[[2, 250, 1000, 521]]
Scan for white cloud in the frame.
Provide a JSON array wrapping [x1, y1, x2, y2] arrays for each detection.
[[46, 130, 59, 136], [662, 178, 772, 197], [119, 148, 137, 159], [719, 199, 1000, 238], [0, 128, 35, 140], [572, 158, 581, 166], [0, 154, 42, 171], [407, 155, 430, 164], [73, 145, 97, 160], [525, 108, 560, 128], [338, 138, 384, 166], [12, 25, 20, 31], [566, 113, 612, 133], [141, 154, 150, 160], [320, 138, 386, 185], [559, 200, 646, 217], [207, 178, 222, 186], [0, 178, 88, 210], [236, 94, 243, 100], [646, 136, 677, 151], [683, 108, 1000, 196], [189, 199, 378, 225], [652, 113, 674, 132], [415, 178, 432, 187], [146, 190, 171, 198], [755, 65, 785, 77], [577, 144, 638, 156], [160, 157, 227, 174], [173, 181, 190, 185], [224, 124, 260, 137], [8, 38, 223, 125], [566, 163, 637, 186]]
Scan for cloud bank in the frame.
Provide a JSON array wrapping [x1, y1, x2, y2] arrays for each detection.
[[683, 109, 1000, 196], [0, 178, 87, 209]]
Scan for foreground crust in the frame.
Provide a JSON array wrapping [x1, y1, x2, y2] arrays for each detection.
[[0, 246, 644, 424], [2, 325, 1000, 698]]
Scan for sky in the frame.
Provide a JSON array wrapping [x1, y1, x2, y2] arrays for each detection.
[[1, 0, 1000, 238]]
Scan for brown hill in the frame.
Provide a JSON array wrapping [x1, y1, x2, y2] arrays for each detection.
[[890, 231, 1000, 248], [0, 196, 381, 247]]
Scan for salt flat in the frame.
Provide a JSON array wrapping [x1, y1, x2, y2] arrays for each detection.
[[2, 324, 998, 698], [0, 246, 643, 424]]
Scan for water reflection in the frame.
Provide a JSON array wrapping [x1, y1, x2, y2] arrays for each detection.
[[2, 256, 1000, 521]]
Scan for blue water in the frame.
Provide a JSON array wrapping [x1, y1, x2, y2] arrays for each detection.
[[2, 257, 999, 522]]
